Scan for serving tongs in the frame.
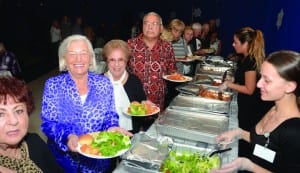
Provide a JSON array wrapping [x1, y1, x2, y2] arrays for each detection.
[[208, 147, 232, 157]]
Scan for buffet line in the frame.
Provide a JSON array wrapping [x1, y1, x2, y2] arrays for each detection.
[[114, 56, 239, 173]]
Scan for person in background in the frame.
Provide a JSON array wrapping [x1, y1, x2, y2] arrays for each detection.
[[213, 50, 300, 173], [131, 19, 141, 39], [83, 25, 96, 47], [208, 18, 219, 35], [190, 22, 202, 51], [50, 19, 61, 65], [103, 39, 153, 133], [219, 27, 274, 170], [199, 23, 210, 49], [209, 29, 222, 55], [183, 25, 194, 57], [71, 17, 84, 35], [160, 27, 174, 42], [0, 76, 64, 173], [127, 11, 177, 114], [0, 42, 22, 79], [41, 35, 132, 173], [60, 15, 72, 40], [167, 19, 190, 75], [183, 25, 197, 76]]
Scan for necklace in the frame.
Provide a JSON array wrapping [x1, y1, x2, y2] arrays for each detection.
[[260, 114, 273, 148], [260, 110, 275, 135]]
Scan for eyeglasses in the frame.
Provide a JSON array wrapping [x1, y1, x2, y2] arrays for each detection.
[[108, 58, 126, 64], [67, 51, 90, 58], [143, 21, 161, 27]]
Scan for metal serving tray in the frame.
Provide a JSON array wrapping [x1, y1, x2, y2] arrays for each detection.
[[156, 108, 229, 144], [122, 143, 220, 173], [197, 64, 232, 76], [170, 92, 231, 114]]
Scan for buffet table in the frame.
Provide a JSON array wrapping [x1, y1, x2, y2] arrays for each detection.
[[113, 93, 239, 173], [114, 57, 239, 172]]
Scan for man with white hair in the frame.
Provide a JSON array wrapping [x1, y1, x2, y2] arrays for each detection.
[[190, 22, 202, 51]]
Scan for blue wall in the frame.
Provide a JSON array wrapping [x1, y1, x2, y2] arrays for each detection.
[[218, 0, 300, 56]]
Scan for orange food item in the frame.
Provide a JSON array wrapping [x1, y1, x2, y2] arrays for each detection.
[[198, 90, 230, 101], [79, 134, 101, 156], [80, 144, 99, 155], [79, 134, 93, 145], [167, 73, 185, 80], [212, 81, 222, 86], [145, 105, 158, 114]]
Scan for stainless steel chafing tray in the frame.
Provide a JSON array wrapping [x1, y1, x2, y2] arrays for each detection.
[[155, 108, 229, 144], [122, 143, 221, 173], [196, 61, 232, 76], [170, 91, 231, 113]]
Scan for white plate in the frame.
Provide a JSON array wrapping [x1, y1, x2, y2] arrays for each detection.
[[163, 75, 193, 82], [77, 144, 129, 159], [202, 48, 215, 54], [123, 106, 160, 117], [189, 55, 205, 61], [77, 132, 131, 159], [175, 57, 194, 62]]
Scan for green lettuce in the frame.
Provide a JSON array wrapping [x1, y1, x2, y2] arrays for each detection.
[[129, 102, 146, 115], [91, 131, 131, 156], [161, 150, 220, 173]]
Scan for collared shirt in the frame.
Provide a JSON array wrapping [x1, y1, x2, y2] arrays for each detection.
[[127, 34, 177, 110]]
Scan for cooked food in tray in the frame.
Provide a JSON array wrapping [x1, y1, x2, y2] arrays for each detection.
[[198, 89, 230, 101], [197, 85, 230, 101]]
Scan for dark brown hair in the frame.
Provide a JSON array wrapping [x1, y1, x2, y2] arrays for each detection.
[[0, 77, 34, 114], [234, 27, 265, 71], [266, 50, 300, 108]]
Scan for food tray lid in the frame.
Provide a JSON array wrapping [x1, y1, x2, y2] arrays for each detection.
[[156, 108, 229, 144]]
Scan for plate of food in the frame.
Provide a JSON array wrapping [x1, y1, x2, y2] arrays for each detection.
[[124, 101, 160, 116], [77, 131, 131, 159], [163, 73, 193, 82], [189, 55, 205, 61], [202, 48, 215, 54], [175, 57, 194, 62]]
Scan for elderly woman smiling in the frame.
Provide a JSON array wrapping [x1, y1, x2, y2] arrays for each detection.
[[41, 35, 132, 173], [103, 39, 153, 133]]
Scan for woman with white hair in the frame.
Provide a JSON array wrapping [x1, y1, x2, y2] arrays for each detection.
[[41, 35, 132, 173]]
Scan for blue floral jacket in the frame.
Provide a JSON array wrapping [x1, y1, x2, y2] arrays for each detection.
[[41, 72, 119, 173]]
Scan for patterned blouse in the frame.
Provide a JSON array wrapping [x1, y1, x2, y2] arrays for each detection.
[[41, 72, 119, 173], [127, 34, 177, 110]]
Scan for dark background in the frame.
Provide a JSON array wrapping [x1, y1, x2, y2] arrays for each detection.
[[0, 0, 299, 81]]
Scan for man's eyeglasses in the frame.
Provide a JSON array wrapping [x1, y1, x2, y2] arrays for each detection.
[[143, 21, 161, 27]]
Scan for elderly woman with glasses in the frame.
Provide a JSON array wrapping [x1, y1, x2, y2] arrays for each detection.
[[40, 35, 132, 173]]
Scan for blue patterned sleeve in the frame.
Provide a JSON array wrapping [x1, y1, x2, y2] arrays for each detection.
[[40, 79, 73, 151]]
